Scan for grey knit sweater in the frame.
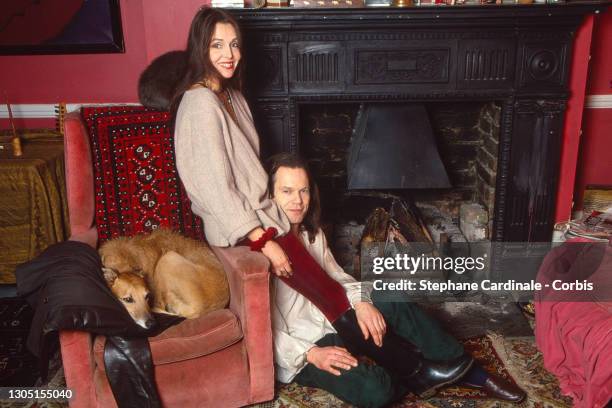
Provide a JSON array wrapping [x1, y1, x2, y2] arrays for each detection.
[[174, 86, 290, 246]]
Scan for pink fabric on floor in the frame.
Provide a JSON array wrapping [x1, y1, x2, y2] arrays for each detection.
[[535, 238, 612, 408]]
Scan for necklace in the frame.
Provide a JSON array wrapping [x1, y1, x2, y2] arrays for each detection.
[[220, 89, 238, 124], [226, 89, 233, 109]]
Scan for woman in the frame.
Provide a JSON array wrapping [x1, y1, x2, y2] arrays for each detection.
[[266, 153, 527, 407], [172, 7, 292, 278], [172, 7, 474, 398]]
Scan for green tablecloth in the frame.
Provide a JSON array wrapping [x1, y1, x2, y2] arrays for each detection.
[[0, 132, 69, 283]]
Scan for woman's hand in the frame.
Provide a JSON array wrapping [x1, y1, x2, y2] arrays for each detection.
[[354, 302, 386, 347], [306, 346, 358, 376], [247, 227, 292, 277], [261, 240, 292, 278]]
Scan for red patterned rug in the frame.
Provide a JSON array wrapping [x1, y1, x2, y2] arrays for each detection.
[[256, 334, 573, 408], [431, 335, 519, 400]]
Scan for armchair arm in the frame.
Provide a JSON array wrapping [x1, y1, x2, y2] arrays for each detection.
[[211, 246, 274, 404], [63, 112, 98, 247], [59, 331, 97, 408]]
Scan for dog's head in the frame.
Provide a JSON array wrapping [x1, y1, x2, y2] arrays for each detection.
[[103, 268, 155, 329], [100, 251, 138, 275]]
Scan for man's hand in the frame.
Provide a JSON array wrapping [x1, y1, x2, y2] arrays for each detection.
[[261, 240, 292, 277], [354, 302, 386, 347], [306, 346, 358, 376]]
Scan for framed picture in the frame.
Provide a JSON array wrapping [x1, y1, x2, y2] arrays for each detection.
[[0, 0, 124, 55]]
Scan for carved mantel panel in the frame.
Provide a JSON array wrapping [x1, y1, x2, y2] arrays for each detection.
[[354, 48, 449, 84], [289, 42, 345, 92]]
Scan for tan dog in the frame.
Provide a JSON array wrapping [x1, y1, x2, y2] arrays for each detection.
[[99, 229, 229, 328]]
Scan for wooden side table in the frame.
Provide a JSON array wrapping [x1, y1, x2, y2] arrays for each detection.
[[0, 132, 69, 283]]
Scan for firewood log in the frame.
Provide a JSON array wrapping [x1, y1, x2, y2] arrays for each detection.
[[361, 207, 390, 244]]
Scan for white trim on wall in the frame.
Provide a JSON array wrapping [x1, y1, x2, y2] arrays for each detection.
[[0, 103, 140, 119], [585, 94, 612, 109], [1, 96, 610, 119]]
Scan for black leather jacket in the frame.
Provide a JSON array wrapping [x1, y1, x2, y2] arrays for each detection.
[[15, 240, 180, 408]]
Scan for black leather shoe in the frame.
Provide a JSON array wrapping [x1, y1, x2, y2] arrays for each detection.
[[406, 354, 474, 398], [463, 373, 526, 403], [332, 308, 473, 398]]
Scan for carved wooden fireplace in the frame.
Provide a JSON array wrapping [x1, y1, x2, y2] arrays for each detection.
[[230, 3, 607, 242]]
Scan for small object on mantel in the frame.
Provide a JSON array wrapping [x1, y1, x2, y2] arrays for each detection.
[[293, 0, 364, 7], [211, 0, 245, 7], [244, 0, 267, 6], [366, 0, 392, 6], [392, 0, 413, 6], [5, 99, 22, 157]]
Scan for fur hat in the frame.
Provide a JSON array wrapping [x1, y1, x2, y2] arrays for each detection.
[[138, 50, 188, 110]]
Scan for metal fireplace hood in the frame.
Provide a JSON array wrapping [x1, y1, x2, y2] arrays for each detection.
[[347, 104, 451, 190]]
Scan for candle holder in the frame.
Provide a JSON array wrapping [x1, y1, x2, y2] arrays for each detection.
[[5, 99, 22, 157], [11, 136, 23, 157]]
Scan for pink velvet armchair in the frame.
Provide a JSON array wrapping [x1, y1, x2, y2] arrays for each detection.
[[60, 110, 275, 407]]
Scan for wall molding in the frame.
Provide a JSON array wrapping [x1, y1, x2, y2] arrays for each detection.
[[0, 103, 140, 119], [585, 94, 612, 109], [1, 96, 610, 119]]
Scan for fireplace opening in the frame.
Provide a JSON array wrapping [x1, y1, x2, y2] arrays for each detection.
[[347, 103, 451, 190], [299, 101, 501, 276]]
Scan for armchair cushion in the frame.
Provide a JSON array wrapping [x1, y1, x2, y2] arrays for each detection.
[[81, 106, 205, 243], [93, 309, 243, 366]]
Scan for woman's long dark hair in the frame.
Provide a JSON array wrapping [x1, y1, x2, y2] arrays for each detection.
[[170, 7, 245, 122], [266, 153, 321, 244]]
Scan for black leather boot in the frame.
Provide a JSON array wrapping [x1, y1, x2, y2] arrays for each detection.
[[332, 309, 473, 398], [104, 336, 162, 408]]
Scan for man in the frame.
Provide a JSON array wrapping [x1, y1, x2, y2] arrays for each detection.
[[267, 153, 526, 407]]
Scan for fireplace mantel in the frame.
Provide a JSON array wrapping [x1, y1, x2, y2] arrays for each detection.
[[233, 2, 605, 26], [229, 3, 609, 242]]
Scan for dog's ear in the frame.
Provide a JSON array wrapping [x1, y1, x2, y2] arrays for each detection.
[[103, 267, 118, 286]]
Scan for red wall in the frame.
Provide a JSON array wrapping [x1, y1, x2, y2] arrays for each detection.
[[572, 11, 612, 214], [554, 14, 595, 222], [141, 1, 206, 62], [0, 1, 146, 104], [576, 109, 612, 190], [0, 0, 207, 128], [586, 11, 612, 95]]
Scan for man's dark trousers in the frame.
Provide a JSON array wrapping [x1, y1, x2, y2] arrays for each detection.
[[294, 295, 464, 408]]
